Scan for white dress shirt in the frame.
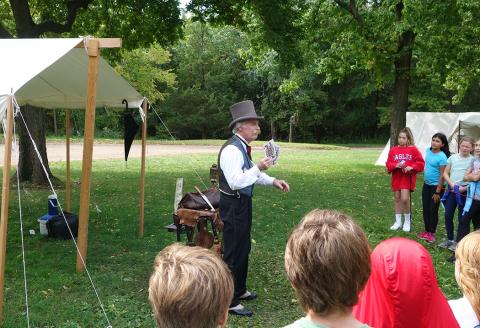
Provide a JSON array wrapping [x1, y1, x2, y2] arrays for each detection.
[[219, 134, 275, 191], [449, 296, 479, 328]]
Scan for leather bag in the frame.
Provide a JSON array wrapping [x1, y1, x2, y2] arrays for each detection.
[[178, 187, 220, 210]]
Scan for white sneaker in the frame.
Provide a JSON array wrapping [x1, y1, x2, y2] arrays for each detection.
[[229, 304, 245, 311], [447, 241, 457, 252], [402, 220, 411, 232], [438, 240, 453, 249], [390, 221, 402, 230]]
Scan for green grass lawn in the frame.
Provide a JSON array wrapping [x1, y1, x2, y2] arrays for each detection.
[[1, 146, 460, 327], [43, 136, 351, 150]]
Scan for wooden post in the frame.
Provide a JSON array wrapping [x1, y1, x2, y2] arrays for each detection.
[[174, 178, 184, 214], [139, 100, 147, 237], [76, 39, 100, 272], [66, 109, 71, 212], [0, 95, 14, 324]]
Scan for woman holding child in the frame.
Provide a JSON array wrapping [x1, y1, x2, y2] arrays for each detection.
[[440, 137, 474, 251], [457, 139, 480, 243]]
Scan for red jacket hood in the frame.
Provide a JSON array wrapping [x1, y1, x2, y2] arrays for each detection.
[[353, 238, 459, 328]]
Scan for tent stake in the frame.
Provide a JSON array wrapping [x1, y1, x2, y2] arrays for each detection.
[[139, 101, 147, 237], [76, 39, 100, 272], [0, 95, 14, 324]]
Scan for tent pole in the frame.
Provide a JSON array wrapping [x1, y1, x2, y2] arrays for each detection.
[[458, 121, 461, 153], [76, 39, 100, 272], [0, 95, 14, 324], [66, 109, 71, 212], [139, 100, 147, 237]]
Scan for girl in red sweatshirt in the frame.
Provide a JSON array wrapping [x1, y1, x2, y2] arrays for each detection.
[[386, 127, 425, 232]]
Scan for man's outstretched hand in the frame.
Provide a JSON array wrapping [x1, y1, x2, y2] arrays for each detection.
[[273, 179, 290, 192], [257, 157, 273, 171]]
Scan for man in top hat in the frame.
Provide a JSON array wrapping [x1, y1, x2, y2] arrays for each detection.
[[218, 100, 290, 317]]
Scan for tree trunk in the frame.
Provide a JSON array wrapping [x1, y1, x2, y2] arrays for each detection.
[[53, 109, 58, 135], [289, 120, 293, 143], [270, 119, 277, 140], [17, 105, 55, 185], [390, 29, 415, 147]]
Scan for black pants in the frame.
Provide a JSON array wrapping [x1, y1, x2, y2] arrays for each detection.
[[422, 183, 443, 233], [457, 199, 480, 242], [443, 191, 466, 241], [220, 194, 252, 307]]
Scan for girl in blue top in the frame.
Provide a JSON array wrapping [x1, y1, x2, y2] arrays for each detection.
[[418, 133, 450, 243]]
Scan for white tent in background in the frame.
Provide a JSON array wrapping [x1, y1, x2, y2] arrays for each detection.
[[376, 112, 480, 166], [0, 37, 149, 324]]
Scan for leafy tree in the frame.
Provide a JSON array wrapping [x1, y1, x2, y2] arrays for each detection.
[[160, 21, 259, 139], [189, 0, 480, 145], [116, 44, 176, 103], [1, 0, 182, 184], [188, 0, 304, 68]]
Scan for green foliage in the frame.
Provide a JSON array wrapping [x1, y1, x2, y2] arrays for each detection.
[[188, 0, 304, 68], [8, 0, 480, 143], [185, 0, 480, 141], [160, 21, 259, 139], [2, 146, 460, 327], [421, 0, 480, 104], [1, 0, 182, 43], [1, 0, 183, 64], [116, 44, 176, 103]]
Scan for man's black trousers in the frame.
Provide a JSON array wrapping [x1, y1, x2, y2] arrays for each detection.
[[220, 193, 252, 307]]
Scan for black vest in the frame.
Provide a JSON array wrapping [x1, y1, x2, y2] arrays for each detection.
[[218, 135, 254, 197]]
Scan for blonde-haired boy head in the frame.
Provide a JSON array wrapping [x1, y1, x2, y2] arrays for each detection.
[[455, 230, 480, 320], [149, 244, 234, 328], [285, 209, 371, 315]]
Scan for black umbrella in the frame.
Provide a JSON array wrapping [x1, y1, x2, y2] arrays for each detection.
[[123, 99, 140, 163]]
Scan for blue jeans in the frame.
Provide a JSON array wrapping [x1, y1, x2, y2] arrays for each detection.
[[457, 199, 480, 242], [443, 191, 465, 241]]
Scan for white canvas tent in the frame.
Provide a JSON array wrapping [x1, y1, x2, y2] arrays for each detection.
[[376, 112, 480, 165], [0, 37, 149, 323], [0, 38, 143, 116]]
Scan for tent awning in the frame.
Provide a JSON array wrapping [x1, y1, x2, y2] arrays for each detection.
[[0, 38, 143, 117]]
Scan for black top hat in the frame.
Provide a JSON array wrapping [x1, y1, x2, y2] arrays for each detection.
[[229, 100, 264, 129]]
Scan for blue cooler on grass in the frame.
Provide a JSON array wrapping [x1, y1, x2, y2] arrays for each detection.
[[37, 194, 78, 239], [38, 214, 56, 236], [38, 194, 59, 236], [48, 194, 58, 215]]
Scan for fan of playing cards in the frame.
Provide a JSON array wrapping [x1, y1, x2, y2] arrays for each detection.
[[263, 139, 281, 165]]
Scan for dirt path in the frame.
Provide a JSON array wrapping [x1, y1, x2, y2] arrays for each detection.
[[0, 142, 382, 167], [0, 142, 221, 167]]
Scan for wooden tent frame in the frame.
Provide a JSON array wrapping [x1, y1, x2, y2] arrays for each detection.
[[0, 38, 148, 324]]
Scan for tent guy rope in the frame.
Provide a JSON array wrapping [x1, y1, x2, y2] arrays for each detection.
[[149, 102, 209, 190], [12, 106, 31, 328], [15, 101, 113, 328]]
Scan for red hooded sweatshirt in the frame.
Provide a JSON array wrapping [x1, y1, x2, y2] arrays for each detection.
[[353, 238, 459, 328], [385, 145, 424, 191]]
